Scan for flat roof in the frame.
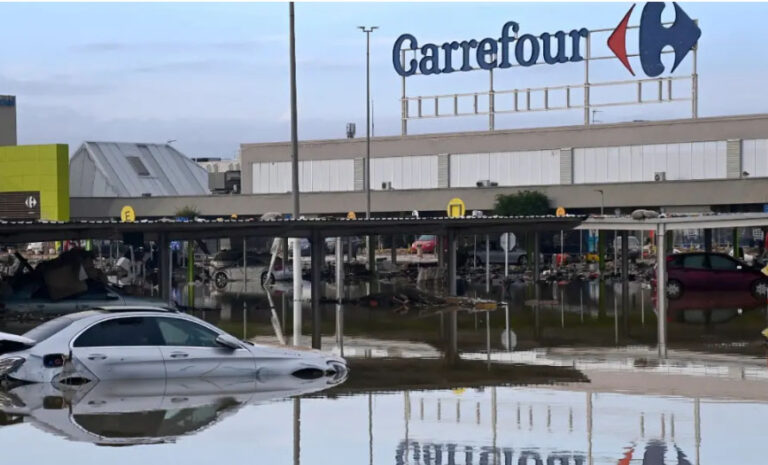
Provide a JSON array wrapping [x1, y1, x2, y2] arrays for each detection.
[[578, 212, 768, 231], [0, 215, 585, 243]]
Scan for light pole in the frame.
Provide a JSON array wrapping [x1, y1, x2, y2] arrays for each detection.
[[594, 189, 605, 215], [359, 25, 377, 271], [289, 2, 302, 345]]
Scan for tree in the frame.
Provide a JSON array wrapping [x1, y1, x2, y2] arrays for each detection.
[[494, 191, 550, 216]]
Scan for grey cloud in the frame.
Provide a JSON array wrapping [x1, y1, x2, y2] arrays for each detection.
[[71, 36, 286, 54]]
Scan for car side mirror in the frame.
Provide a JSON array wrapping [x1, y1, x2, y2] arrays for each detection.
[[216, 334, 241, 350]]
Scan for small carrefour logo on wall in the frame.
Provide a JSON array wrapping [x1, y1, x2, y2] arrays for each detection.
[[608, 2, 701, 78]]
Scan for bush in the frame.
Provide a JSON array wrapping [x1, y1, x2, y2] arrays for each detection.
[[494, 191, 550, 216], [175, 206, 201, 220]]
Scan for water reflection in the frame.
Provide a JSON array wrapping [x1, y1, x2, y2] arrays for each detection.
[[2, 272, 768, 462], [0, 375, 340, 446], [4, 376, 765, 463]]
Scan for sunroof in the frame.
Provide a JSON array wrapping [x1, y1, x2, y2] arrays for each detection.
[[126, 156, 150, 176]]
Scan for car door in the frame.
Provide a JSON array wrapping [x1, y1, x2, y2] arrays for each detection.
[[707, 254, 745, 291], [678, 254, 710, 290], [70, 316, 166, 380], [154, 316, 257, 378]]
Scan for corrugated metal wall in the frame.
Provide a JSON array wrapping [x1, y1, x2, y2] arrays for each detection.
[[249, 141, 737, 194], [252, 160, 354, 193], [371, 155, 438, 190], [450, 150, 561, 187], [573, 142, 727, 184], [742, 139, 768, 177]]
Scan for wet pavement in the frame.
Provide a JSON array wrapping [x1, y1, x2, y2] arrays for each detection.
[[2, 276, 768, 463]]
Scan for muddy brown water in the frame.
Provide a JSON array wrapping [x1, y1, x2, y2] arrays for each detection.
[[1, 277, 768, 463]]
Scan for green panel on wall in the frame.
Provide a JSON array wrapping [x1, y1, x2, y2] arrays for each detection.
[[0, 144, 69, 220]]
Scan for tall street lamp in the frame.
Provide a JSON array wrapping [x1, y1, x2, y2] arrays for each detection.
[[359, 25, 377, 271], [359, 25, 377, 219], [594, 189, 605, 216]]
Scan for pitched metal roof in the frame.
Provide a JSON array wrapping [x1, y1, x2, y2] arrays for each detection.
[[70, 141, 210, 197]]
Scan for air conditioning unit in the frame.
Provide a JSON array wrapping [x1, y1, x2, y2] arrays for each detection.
[[654, 172, 666, 182], [381, 181, 393, 190], [476, 180, 499, 187]]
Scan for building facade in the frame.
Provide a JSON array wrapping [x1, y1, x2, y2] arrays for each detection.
[[239, 114, 768, 214]]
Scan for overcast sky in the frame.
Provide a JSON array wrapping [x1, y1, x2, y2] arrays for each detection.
[[2, 2, 767, 158]]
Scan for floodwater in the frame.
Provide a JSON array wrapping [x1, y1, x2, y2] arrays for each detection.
[[2, 275, 768, 464]]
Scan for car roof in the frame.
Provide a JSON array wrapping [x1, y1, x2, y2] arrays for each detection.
[[91, 306, 175, 313]]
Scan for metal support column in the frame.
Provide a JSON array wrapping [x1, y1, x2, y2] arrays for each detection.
[[704, 228, 712, 253], [533, 232, 541, 280], [448, 230, 457, 296], [732, 228, 739, 258], [292, 237, 303, 346], [282, 237, 289, 264], [311, 231, 323, 349], [159, 233, 170, 304], [584, 34, 591, 126], [485, 234, 491, 293], [367, 235, 376, 273], [621, 231, 630, 340], [489, 67, 495, 130], [390, 234, 397, 265], [335, 237, 344, 299], [186, 241, 194, 309], [598, 231, 606, 274], [448, 229, 458, 362], [656, 224, 667, 358]]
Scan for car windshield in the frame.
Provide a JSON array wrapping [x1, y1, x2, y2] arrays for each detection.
[[417, 235, 435, 241], [22, 311, 101, 343]]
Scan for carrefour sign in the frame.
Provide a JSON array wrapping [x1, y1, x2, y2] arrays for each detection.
[[392, 2, 701, 78]]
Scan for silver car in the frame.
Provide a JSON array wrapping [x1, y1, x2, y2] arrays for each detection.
[[474, 247, 532, 266], [0, 306, 347, 384]]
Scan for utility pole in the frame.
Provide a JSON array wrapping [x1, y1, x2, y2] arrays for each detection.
[[359, 25, 378, 271], [289, 2, 302, 346]]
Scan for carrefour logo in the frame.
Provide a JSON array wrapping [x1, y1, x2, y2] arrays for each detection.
[[392, 2, 700, 78], [609, 2, 701, 77]]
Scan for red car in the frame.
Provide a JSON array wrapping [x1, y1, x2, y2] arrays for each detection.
[[662, 252, 768, 300], [411, 235, 437, 254]]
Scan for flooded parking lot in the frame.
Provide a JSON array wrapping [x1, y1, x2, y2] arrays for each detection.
[[2, 274, 768, 464]]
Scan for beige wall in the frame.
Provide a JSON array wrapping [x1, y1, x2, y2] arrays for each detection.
[[240, 114, 768, 195], [70, 177, 768, 219]]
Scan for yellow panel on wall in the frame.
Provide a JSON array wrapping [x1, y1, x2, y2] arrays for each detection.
[[0, 144, 69, 221]]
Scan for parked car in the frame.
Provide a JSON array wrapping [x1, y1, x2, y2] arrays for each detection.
[[611, 236, 641, 260], [661, 252, 768, 299], [0, 306, 348, 383], [211, 254, 293, 289], [0, 279, 166, 316], [25, 243, 44, 255], [411, 235, 437, 253], [325, 236, 364, 255], [473, 247, 531, 266], [0, 375, 343, 446]]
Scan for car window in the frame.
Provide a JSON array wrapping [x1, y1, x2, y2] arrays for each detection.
[[682, 255, 708, 270], [417, 235, 435, 241], [668, 255, 683, 268], [709, 255, 739, 271], [73, 317, 163, 347], [155, 317, 221, 347]]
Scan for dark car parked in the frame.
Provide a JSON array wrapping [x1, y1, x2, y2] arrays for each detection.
[[663, 252, 768, 300]]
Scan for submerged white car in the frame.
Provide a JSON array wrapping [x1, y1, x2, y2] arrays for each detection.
[[0, 306, 347, 384]]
